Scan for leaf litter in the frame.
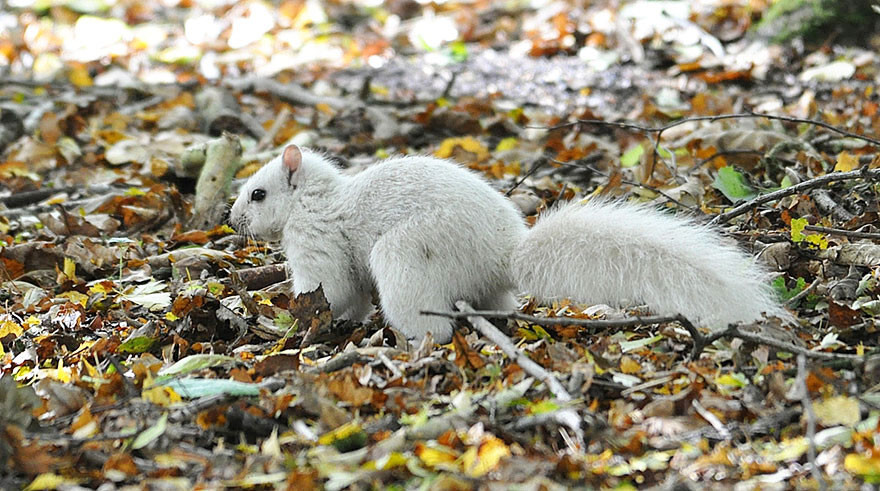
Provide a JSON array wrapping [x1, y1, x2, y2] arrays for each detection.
[[1, 0, 880, 489]]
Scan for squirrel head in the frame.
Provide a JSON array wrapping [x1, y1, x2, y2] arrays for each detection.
[[229, 144, 313, 241]]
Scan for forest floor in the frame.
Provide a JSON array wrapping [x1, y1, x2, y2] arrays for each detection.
[[2, 0, 880, 489]]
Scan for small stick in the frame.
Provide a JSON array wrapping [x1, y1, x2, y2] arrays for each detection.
[[805, 224, 880, 240], [692, 399, 731, 439], [798, 355, 826, 489], [710, 167, 880, 225], [453, 301, 584, 442]]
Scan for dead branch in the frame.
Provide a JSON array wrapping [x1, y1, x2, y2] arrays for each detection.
[[709, 167, 880, 225], [804, 224, 880, 241], [424, 307, 864, 362], [187, 132, 242, 230], [453, 301, 586, 443]]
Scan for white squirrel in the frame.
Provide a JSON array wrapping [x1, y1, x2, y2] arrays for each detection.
[[229, 145, 789, 343]]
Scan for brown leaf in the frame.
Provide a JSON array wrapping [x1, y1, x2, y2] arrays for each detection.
[[103, 452, 138, 476], [829, 301, 861, 328], [326, 372, 375, 407], [451, 330, 485, 370], [254, 354, 300, 377]]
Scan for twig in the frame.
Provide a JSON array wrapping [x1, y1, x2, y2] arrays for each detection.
[[689, 149, 764, 172], [424, 307, 708, 358], [541, 111, 880, 188], [505, 157, 551, 196], [453, 302, 573, 402], [423, 308, 684, 330], [423, 308, 863, 362], [785, 281, 818, 307], [377, 351, 404, 380], [546, 112, 880, 148], [811, 189, 855, 223], [805, 224, 880, 240], [254, 107, 291, 152], [692, 399, 731, 439], [453, 301, 585, 443], [798, 355, 826, 489], [709, 167, 880, 225], [558, 158, 697, 211], [705, 325, 863, 361]]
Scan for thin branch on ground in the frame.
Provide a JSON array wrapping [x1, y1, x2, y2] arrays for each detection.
[[798, 354, 827, 489], [452, 301, 586, 444], [543, 112, 880, 148], [424, 308, 864, 362], [709, 167, 880, 225], [692, 399, 731, 439], [804, 224, 880, 240]]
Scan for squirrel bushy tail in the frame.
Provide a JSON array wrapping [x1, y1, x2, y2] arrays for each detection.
[[510, 200, 790, 327]]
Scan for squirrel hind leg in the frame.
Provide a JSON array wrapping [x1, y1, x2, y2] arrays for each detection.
[[369, 232, 456, 344], [475, 290, 518, 311]]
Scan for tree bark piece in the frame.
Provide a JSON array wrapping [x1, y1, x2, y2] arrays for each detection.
[[187, 133, 242, 230], [195, 87, 250, 136]]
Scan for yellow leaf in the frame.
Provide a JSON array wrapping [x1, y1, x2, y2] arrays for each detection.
[[495, 137, 518, 151], [845, 453, 880, 478], [318, 422, 363, 445], [165, 312, 179, 321], [417, 444, 459, 468], [461, 436, 510, 477], [790, 218, 807, 242], [90, 283, 113, 294], [142, 385, 182, 406], [315, 102, 335, 115], [63, 257, 77, 282], [81, 358, 99, 378], [377, 451, 408, 470], [834, 151, 859, 172], [768, 437, 809, 462], [58, 291, 89, 307], [813, 396, 861, 426], [804, 233, 829, 250], [24, 316, 41, 328], [55, 358, 71, 383], [619, 356, 641, 374], [370, 85, 389, 96], [25, 473, 72, 491], [434, 137, 489, 163], [0, 319, 23, 338], [69, 65, 93, 87]]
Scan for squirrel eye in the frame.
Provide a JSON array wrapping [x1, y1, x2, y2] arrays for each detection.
[[251, 189, 266, 202]]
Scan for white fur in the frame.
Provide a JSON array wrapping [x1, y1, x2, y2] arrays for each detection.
[[511, 200, 791, 328], [230, 148, 790, 343]]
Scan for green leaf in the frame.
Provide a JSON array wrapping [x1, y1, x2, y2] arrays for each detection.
[[620, 335, 663, 353], [117, 336, 157, 354], [772, 277, 807, 303], [160, 378, 262, 399], [131, 412, 167, 450], [448, 41, 469, 62], [713, 166, 757, 202], [620, 144, 644, 168], [791, 217, 807, 242]]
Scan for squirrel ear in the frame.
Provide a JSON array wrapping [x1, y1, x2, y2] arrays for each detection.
[[282, 145, 302, 173]]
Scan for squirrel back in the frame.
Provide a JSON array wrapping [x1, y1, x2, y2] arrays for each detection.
[[230, 145, 791, 343]]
